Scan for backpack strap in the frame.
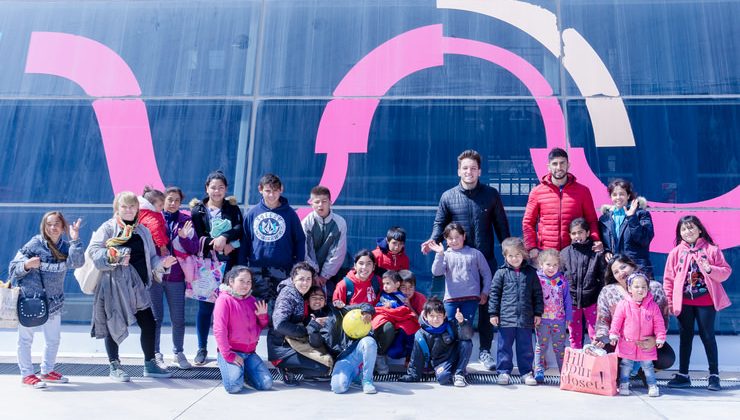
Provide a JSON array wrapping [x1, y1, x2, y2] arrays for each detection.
[[371, 275, 380, 297], [344, 276, 354, 305]]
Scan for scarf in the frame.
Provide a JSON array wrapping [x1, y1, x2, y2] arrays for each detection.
[[105, 215, 138, 261], [422, 319, 449, 335], [612, 207, 626, 237]]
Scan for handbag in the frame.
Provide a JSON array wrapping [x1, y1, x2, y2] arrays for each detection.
[[16, 272, 49, 328], [0, 282, 20, 329], [74, 250, 102, 295], [185, 237, 225, 303]]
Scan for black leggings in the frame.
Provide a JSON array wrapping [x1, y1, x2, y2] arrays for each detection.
[[105, 308, 157, 362], [677, 305, 718, 375], [374, 322, 397, 355]]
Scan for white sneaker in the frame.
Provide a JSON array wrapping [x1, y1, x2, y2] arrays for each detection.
[[648, 384, 660, 397], [453, 374, 467, 387], [174, 352, 192, 370], [523, 372, 538, 386], [497, 373, 511, 385], [154, 352, 167, 370], [619, 383, 630, 396]]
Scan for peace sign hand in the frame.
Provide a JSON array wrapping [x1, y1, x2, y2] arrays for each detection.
[[69, 218, 82, 241]]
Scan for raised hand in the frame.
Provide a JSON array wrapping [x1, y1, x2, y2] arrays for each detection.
[[178, 220, 193, 239], [69, 218, 82, 241], [420, 239, 435, 255], [625, 198, 639, 217], [255, 300, 268, 316], [428, 241, 444, 254], [455, 308, 465, 324]]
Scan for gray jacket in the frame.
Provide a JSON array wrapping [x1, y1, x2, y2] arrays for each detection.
[[302, 210, 347, 279], [88, 218, 166, 344], [8, 235, 84, 315], [432, 245, 493, 301]]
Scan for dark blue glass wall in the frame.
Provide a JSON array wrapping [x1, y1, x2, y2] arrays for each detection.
[[0, 0, 737, 332]]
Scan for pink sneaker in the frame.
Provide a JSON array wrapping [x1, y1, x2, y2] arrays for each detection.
[[22, 374, 47, 389]]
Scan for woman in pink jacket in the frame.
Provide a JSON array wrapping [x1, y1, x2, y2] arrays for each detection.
[[663, 215, 732, 392], [609, 273, 666, 397], [214, 265, 271, 394]]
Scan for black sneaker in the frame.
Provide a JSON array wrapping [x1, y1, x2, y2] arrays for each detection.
[[707, 375, 721, 391], [281, 368, 300, 387], [666, 373, 691, 388]]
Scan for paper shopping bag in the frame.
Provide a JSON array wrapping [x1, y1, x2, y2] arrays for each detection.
[[560, 346, 618, 396]]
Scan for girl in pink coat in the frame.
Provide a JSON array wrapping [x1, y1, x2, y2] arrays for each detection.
[[663, 215, 732, 392], [609, 273, 666, 397], [214, 265, 272, 394]]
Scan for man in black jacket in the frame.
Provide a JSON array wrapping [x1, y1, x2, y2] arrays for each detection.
[[421, 149, 511, 370]]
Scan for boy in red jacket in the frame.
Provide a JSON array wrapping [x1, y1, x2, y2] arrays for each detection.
[[372, 226, 410, 275]]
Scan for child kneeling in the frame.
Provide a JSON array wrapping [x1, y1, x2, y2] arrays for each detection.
[[214, 266, 272, 394], [399, 297, 473, 387]]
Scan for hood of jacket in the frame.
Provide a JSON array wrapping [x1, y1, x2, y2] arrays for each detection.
[[218, 283, 253, 299], [540, 172, 577, 188], [255, 196, 292, 213], [137, 196, 157, 212], [600, 196, 648, 215]]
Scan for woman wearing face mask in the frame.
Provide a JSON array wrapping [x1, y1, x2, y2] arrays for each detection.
[[88, 191, 177, 382]]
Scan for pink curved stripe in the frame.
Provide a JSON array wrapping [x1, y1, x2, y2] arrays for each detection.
[[443, 37, 566, 149], [25, 32, 164, 193], [25, 32, 141, 96], [334, 25, 444, 97], [93, 99, 165, 192]]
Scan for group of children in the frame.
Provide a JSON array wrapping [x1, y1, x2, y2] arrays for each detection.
[[6, 172, 732, 398]]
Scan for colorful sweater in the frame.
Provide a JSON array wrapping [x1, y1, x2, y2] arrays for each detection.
[[536, 270, 573, 323]]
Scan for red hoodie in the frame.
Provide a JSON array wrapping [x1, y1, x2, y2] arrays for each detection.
[[213, 287, 269, 363], [332, 270, 380, 305], [372, 246, 410, 272]]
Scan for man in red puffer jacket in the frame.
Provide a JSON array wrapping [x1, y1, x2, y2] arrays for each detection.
[[522, 148, 602, 259]]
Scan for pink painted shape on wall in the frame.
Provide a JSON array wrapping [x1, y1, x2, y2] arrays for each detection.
[[25, 31, 164, 193], [93, 99, 164, 192], [25, 32, 141, 97], [443, 37, 566, 149], [333, 25, 444, 97], [315, 25, 566, 215]]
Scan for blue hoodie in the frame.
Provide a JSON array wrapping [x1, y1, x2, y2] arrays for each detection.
[[241, 196, 306, 272]]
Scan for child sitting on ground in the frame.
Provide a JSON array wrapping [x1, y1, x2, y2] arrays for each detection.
[[489, 237, 544, 386], [609, 272, 666, 397], [377, 270, 406, 308], [213, 266, 272, 394], [399, 297, 473, 387], [137, 186, 169, 256], [533, 249, 572, 383], [372, 226, 410, 275]]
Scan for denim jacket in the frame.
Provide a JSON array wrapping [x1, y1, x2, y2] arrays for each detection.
[[8, 235, 84, 315]]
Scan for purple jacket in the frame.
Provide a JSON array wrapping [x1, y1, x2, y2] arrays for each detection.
[[164, 210, 199, 282]]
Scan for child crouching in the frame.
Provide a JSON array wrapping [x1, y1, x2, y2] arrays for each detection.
[[214, 266, 272, 394], [399, 297, 473, 387]]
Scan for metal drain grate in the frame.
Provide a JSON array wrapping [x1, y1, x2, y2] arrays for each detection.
[[1, 363, 738, 389]]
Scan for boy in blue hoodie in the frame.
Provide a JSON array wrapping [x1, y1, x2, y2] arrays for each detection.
[[241, 173, 306, 304]]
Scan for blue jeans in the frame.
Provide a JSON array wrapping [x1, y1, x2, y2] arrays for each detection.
[[443, 300, 478, 324], [496, 327, 534, 375], [620, 359, 656, 386], [217, 351, 273, 394], [434, 340, 473, 385], [331, 336, 377, 394]]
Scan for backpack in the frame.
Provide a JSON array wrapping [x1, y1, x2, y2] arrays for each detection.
[[415, 323, 455, 366], [344, 275, 380, 305]]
